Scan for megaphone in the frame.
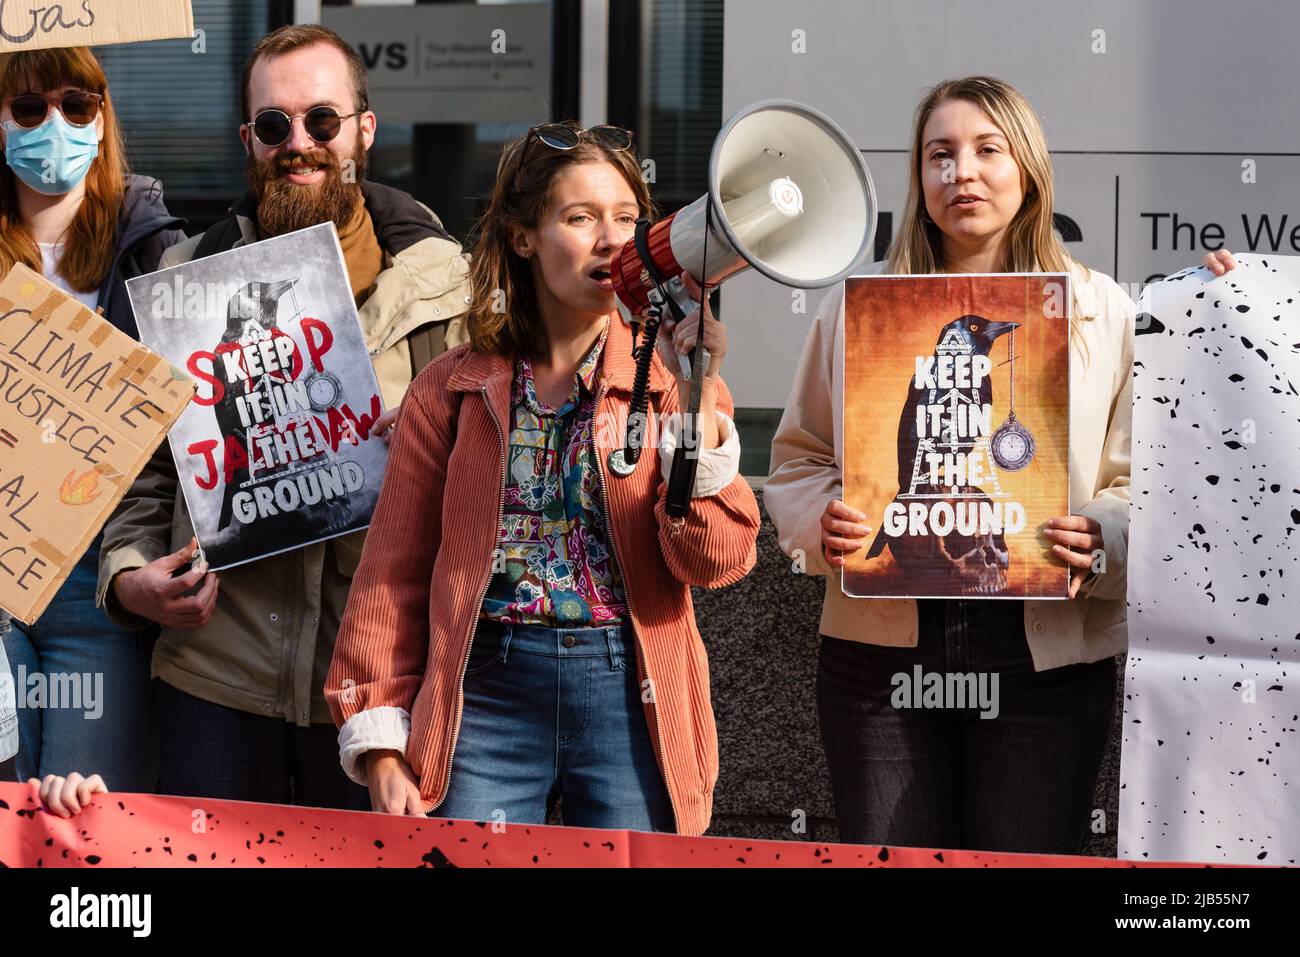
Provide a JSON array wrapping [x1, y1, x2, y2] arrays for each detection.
[[612, 99, 876, 317], [607, 99, 876, 516]]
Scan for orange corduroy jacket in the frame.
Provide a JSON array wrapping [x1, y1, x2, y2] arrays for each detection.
[[324, 314, 761, 835]]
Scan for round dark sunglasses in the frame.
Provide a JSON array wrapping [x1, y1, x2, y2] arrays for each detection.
[[248, 106, 362, 147], [5, 91, 102, 129]]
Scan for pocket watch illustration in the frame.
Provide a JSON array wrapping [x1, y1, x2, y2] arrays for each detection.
[[305, 369, 343, 411], [990, 329, 1036, 472]]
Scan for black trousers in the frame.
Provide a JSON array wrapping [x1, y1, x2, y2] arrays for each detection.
[[157, 682, 370, 811], [816, 599, 1115, 854]]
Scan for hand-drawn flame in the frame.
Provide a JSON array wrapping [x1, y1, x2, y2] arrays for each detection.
[[60, 468, 101, 505]]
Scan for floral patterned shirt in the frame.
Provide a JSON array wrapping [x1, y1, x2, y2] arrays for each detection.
[[480, 320, 628, 626]]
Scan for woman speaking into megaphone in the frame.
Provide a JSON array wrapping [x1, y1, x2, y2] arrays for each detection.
[[323, 122, 760, 835]]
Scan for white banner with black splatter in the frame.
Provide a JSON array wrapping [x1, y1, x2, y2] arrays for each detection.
[[1121, 254, 1299, 865]]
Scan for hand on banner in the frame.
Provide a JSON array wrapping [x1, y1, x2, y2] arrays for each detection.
[[1044, 515, 1104, 598], [372, 406, 399, 446], [364, 749, 425, 815], [30, 772, 108, 818], [113, 537, 219, 629], [1203, 248, 1237, 276], [820, 500, 872, 569]]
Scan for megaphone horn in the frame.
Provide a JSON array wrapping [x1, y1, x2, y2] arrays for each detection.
[[608, 100, 877, 518], [611, 99, 876, 316]]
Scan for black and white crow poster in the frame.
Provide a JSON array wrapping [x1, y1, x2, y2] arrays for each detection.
[[127, 223, 388, 570]]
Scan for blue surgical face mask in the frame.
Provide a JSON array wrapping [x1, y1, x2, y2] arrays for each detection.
[[3, 111, 99, 196]]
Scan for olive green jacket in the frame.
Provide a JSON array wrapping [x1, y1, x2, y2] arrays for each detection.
[[96, 183, 471, 725]]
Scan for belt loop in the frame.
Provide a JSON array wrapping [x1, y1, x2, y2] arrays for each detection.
[[499, 622, 513, 664], [605, 626, 623, 671]]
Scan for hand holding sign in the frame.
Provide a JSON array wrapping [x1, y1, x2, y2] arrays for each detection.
[[1202, 248, 1237, 277], [820, 499, 872, 569], [364, 750, 424, 816], [112, 536, 218, 629], [1043, 514, 1104, 599], [371, 406, 398, 446], [29, 771, 107, 818]]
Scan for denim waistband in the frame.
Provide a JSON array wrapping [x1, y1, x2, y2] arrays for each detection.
[[474, 617, 633, 661]]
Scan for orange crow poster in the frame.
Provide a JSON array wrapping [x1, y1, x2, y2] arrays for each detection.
[[841, 273, 1070, 599]]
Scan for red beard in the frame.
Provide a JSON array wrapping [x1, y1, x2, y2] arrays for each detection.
[[245, 142, 368, 237]]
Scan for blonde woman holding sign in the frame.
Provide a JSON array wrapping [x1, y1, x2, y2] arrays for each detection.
[[768, 75, 1230, 854], [0, 47, 186, 791]]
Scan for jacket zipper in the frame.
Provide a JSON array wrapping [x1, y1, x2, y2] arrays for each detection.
[[592, 378, 681, 834], [431, 385, 507, 811]]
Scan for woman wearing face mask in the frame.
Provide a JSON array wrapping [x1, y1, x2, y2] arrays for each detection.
[[324, 123, 760, 833], [767, 76, 1230, 854], [0, 48, 186, 791]]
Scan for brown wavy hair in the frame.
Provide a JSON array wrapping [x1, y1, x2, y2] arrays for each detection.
[[887, 75, 1090, 353], [0, 47, 127, 293], [467, 123, 656, 356]]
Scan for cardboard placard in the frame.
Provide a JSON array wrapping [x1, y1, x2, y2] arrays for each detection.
[[0, 263, 193, 624], [0, 0, 193, 53], [842, 274, 1071, 599]]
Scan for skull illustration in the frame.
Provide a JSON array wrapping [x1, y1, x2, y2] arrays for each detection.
[[938, 488, 1010, 596]]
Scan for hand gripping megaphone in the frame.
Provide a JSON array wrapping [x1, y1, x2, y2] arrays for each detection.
[[607, 99, 877, 517]]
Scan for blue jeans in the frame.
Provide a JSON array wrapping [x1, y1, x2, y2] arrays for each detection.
[[431, 619, 675, 832], [816, 598, 1115, 854], [1, 539, 158, 790]]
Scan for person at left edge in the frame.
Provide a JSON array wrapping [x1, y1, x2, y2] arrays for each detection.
[[1, 47, 186, 792], [95, 25, 472, 810]]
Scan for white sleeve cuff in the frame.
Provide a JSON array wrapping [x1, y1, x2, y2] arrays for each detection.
[[658, 411, 742, 498], [337, 705, 411, 786]]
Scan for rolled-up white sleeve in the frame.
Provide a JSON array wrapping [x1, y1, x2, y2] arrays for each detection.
[[337, 706, 411, 786], [658, 410, 741, 497]]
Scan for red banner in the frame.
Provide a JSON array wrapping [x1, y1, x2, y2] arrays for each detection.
[[0, 782, 1199, 868]]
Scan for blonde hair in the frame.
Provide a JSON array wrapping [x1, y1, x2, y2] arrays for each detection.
[[886, 75, 1091, 352]]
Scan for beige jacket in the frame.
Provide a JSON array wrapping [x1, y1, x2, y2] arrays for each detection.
[[96, 185, 471, 725], [765, 262, 1134, 671]]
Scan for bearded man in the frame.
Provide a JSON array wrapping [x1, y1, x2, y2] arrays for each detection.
[[97, 24, 471, 808]]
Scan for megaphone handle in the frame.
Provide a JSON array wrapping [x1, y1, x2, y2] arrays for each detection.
[[664, 290, 710, 520], [665, 444, 700, 519]]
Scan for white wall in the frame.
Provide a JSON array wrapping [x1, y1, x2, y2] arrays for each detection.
[[721, 0, 1297, 407]]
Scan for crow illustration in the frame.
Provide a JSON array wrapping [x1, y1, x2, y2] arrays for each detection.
[[864, 314, 1017, 562], [214, 279, 298, 532]]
